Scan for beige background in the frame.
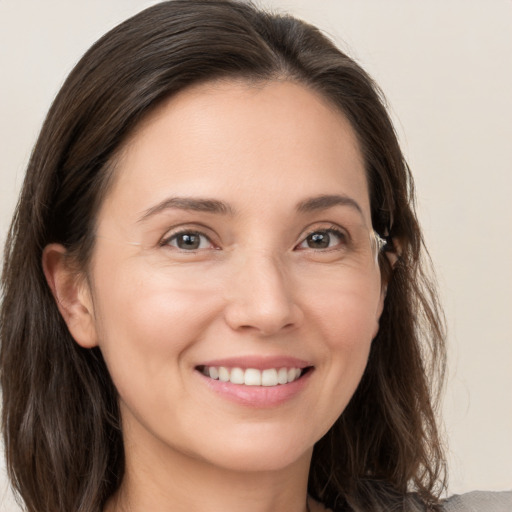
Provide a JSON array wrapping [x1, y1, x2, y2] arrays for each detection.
[[0, 1, 511, 509]]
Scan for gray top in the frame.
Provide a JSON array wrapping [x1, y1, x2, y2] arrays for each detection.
[[442, 491, 512, 511]]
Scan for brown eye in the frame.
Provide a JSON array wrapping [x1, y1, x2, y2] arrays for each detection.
[[297, 229, 346, 250], [306, 232, 330, 249], [165, 231, 211, 250]]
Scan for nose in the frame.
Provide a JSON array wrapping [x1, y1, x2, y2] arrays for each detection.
[[223, 251, 303, 336]]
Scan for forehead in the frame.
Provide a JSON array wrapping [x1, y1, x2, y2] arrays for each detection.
[[103, 79, 370, 223]]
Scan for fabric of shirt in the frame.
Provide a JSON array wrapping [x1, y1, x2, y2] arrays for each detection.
[[442, 490, 512, 512]]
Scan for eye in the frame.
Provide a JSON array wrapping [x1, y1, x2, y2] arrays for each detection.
[[296, 228, 347, 250], [163, 230, 214, 251]]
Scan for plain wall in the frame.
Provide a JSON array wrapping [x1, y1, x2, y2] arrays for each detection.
[[0, 1, 511, 509]]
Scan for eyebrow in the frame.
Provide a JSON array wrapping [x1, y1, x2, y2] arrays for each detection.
[[138, 193, 364, 222], [296, 194, 364, 217], [137, 196, 235, 222]]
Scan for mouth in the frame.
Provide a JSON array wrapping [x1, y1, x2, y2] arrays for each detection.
[[196, 365, 313, 387]]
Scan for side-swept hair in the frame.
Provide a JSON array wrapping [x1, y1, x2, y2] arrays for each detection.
[[1, 1, 446, 511]]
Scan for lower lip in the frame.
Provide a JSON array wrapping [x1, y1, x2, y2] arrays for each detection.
[[196, 369, 313, 407]]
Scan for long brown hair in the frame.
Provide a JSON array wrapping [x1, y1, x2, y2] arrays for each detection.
[[1, 1, 446, 511]]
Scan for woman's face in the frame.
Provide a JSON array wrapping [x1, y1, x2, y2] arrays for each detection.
[[82, 80, 384, 472]]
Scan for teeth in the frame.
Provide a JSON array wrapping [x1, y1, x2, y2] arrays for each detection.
[[202, 366, 304, 386], [218, 367, 229, 382], [277, 367, 288, 384], [261, 369, 277, 386], [244, 368, 261, 386], [230, 367, 245, 384]]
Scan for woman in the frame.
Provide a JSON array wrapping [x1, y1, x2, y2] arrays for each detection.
[[1, 1, 500, 511]]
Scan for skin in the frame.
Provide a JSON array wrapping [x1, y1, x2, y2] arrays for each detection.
[[44, 80, 385, 512]]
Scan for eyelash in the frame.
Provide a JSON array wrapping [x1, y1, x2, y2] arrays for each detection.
[[161, 225, 348, 253], [161, 229, 217, 251], [295, 226, 348, 251]]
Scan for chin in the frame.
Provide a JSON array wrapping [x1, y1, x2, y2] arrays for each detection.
[[189, 425, 316, 473], [205, 445, 312, 473]]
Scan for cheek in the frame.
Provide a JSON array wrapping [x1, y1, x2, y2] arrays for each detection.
[[321, 290, 375, 384], [303, 277, 380, 422], [307, 273, 382, 347], [89, 260, 222, 388]]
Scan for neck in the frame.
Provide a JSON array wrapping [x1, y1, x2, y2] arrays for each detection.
[[106, 420, 313, 512]]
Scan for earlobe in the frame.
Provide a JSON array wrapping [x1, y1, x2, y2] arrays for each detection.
[[42, 244, 98, 348], [384, 235, 402, 269]]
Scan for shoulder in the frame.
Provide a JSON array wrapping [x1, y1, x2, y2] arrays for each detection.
[[442, 490, 512, 512]]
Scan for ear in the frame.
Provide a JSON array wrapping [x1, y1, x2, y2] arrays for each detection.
[[42, 243, 98, 348], [384, 235, 402, 269], [372, 237, 401, 339]]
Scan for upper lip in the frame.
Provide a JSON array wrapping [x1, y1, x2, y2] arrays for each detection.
[[196, 355, 312, 370]]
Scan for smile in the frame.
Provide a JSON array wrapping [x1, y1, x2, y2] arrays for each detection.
[[199, 366, 306, 387]]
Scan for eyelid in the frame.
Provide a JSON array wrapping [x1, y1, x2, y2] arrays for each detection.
[[160, 225, 219, 250], [294, 224, 349, 251]]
